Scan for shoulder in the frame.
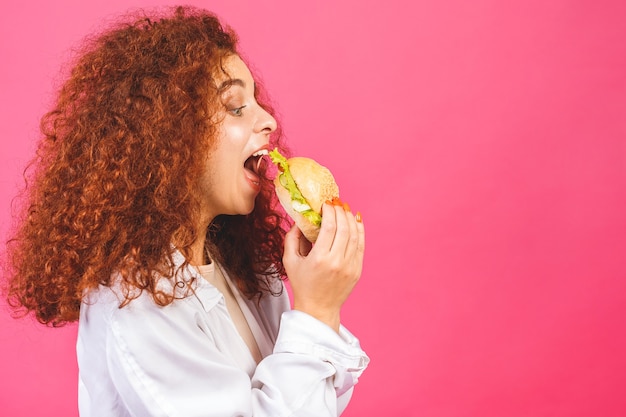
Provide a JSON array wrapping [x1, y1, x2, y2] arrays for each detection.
[[81, 254, 222, 323]]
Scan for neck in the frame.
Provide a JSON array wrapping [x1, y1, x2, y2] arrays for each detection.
[[189, 215, 213, 266], [189, 236, 207, 266]]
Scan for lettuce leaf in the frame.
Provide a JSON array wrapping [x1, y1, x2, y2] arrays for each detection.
[[269, 148, 322, 226]]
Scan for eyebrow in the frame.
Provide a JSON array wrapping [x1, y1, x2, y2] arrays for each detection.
[[218, 78, 246, 92]]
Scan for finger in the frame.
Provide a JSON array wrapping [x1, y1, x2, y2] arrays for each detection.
[[289, 225, 312, 257], [312, 202, 337, 253], [329, 202, 350, 255], [355, 213, 366, 266], [344, 209, 359, 259], [299, 228, 313, 256], [283, 224, 303, 259]]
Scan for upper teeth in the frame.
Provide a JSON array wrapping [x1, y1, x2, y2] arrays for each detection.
[[252, 149, 269, 157]]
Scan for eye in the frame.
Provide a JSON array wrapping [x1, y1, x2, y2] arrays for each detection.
[[229, 105, 246, 117]]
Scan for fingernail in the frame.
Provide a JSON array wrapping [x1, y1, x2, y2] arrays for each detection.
[[325, 200, 333, 205], [332, 197, 342, 206], [343, 202, 351, 212], [356, 212, 363, 223]]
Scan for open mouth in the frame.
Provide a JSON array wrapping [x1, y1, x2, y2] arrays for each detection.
[[244, 149, 269, 185]]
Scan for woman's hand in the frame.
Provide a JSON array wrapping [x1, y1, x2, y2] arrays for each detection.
[[283, 200, 365, 332]]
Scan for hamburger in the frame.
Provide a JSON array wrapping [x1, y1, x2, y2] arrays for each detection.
[[269, 148, 339, 243]]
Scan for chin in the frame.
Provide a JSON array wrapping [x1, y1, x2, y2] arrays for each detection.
[[234, 200, 256, 216], [240, 207, 255, 216]]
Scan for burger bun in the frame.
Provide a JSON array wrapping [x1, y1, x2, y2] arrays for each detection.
[[274, 157, 339, 243]]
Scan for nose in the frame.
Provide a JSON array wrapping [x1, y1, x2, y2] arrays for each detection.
[[255, 105, 277, 134]]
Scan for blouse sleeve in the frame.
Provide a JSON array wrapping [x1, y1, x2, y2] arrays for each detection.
[[103, 288, 369, 417], [252, 310, 369, 416]]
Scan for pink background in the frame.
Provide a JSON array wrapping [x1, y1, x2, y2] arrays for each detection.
[[1, 0, 625, 416]]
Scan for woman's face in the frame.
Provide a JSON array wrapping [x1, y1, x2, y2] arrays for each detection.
[[197, 54, 277, 223]]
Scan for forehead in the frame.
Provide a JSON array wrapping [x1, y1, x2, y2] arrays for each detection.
[[216, 54, 254, 87]]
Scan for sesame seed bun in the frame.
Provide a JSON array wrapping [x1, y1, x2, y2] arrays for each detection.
[[274, 157, 339, 242]]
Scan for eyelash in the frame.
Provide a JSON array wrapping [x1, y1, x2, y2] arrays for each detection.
[[229, 105, 246, 117]]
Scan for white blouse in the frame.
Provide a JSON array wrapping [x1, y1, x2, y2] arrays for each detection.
[[76, 250, 369, 416], [197, 262, 263, 364]]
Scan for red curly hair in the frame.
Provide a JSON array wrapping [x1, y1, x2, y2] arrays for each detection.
[[4, 6, 290, 327]]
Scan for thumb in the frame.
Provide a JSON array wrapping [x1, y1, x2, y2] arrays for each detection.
[[284, 224, 311, 258], [284, 224, 302, 257]]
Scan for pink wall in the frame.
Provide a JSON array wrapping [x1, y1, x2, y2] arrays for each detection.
[[1, 0, 625, 416]]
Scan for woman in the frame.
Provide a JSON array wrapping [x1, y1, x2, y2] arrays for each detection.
[[5, 6, 368, 416]]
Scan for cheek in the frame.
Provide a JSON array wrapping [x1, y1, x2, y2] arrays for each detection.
[[220, 119, 250, 145]]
